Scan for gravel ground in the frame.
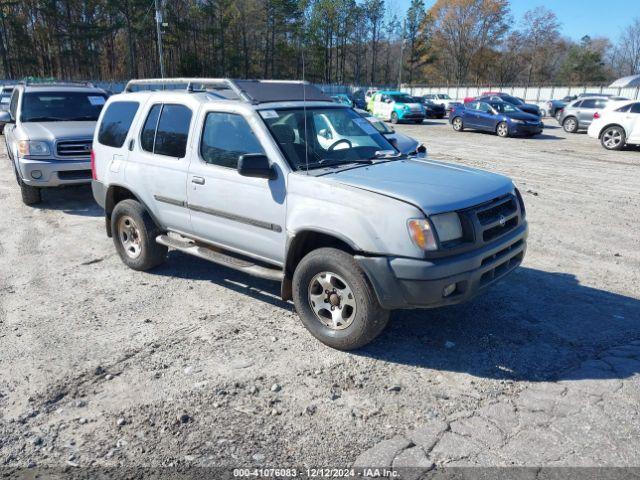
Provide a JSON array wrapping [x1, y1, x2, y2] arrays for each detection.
[[1, 120, 639, 474]]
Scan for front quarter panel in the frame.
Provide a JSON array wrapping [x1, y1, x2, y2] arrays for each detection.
[[286, 173, 425, 258]]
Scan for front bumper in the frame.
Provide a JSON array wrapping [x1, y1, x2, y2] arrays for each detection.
[[510, 123, 544, 135], [356, 223, 527, 310], [17, 157, 92, 187], [398, 111, 426, 121]]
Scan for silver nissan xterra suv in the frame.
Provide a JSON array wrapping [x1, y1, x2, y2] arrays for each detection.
[[1, 82, 108, 205], [91, 78, 528, 350]]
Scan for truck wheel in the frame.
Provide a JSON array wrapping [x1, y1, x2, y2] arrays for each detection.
[[292, 247, 390, 350], [111, 199, 167, 271], [20, 180, 41, 205], [600, 126, 625, 150], [452, 117, 464, 131], [563, 117, 578, 133], [390, 112, 399, 124], [496, 122, 509, 137]]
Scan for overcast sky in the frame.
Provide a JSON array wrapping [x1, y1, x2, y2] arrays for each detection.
[[389, 0, 636, 41]]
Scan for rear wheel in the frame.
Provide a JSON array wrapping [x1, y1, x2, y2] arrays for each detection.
[[111, 199, 167, 271], [563, 117, 578, 133], [452, 117, 464, 131], [390, 112, 399, 124], [600, 126, 626, 150], [292, 247, 389, 350], [555, 110, 563, 122], [496, 121, 509, 138]]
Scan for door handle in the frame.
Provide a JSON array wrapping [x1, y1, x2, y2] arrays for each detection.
[[191, 176, 205, 185]]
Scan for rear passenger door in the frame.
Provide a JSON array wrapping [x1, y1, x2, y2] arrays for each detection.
[[186, 109, 286, 265], [125, 103, 193, 233], [627, 103, 640, 143], [576, 99, 603, 126]]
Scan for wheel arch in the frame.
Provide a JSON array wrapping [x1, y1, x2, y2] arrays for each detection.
[[281, 229, 360, 301], [598, 123, 627, 139], [104, 184, 161, 237]]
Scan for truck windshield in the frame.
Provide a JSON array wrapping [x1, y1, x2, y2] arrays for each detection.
[[21, 91, 107, 122], [261, 107, 396, 171]]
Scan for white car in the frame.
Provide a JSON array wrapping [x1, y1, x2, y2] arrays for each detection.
[[587, 100, 640, 150], [422, 93, 457, 111]]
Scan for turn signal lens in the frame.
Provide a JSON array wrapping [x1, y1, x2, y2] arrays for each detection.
[[407, 219, 438, 251], [17, 140, 29, 156]]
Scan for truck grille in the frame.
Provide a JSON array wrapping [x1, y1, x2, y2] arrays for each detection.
[[56, 140, 92, 158], [473, 194, 519, 243]]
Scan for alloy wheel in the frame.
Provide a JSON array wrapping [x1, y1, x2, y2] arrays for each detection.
[[308, 272, 357, 330], [497, 122, 508, 137], [118, 215, 143, 259], [602, 128, 623, 149]]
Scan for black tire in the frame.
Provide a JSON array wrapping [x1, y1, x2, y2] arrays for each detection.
[[413, 119, 423, 124], [600, 125, 626, 150], [437, 114, 445, 119], [111, 199, 167, 271], [20, 180, 41, 205], [390, 112, 399, 124], [452, 117, 464, 131], [496, 121, 509, 138], [563, 116, 578, 133], [292, 247, 390, 350]]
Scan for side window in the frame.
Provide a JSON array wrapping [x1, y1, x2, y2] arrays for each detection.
[[200, 112, 264, 169], [478, 102, 491, 113], [97, 101, 139, 148], [154, 105, 192, 158], [580, 99, 597, 108], [140, 104, 162, 153], [594, 99, 608, 109], [615, 104, 631, 113], [630, 103, 640, 114], [572, 101, 583, 108], [468, 102, 479, 110]]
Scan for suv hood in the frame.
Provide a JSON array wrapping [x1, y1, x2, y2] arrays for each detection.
[[504, 110, 541, 122], [328, 159, 513, 215], [19, 121, 96, 141]]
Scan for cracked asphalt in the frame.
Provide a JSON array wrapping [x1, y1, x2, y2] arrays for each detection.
[[1, 119, 639, 475]]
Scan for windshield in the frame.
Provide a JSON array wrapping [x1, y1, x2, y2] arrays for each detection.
[[390, 94, 415, 103], [0, 94, 10, 105], [362, 114, 394, 134], [440, 94, 451, 99], [261, 107, 396, 171], [501, 95, 523, 105], [21, 91, 107, 122], [490, 102, 519, 113]]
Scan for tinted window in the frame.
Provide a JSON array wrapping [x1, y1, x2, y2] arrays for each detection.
[[477, 102, 492, 113], [140, 104, 161, 153], [580, 99, 599, 108], [630, 103, 640, 114], [200, 112, 263, 168], [9, 91, 19, 118], [154, 105, 192, 157], [20, 91, 106, 122], [616, 104, 632, 113], [571, 101, 583, 108], [97, 101, 139, 148]]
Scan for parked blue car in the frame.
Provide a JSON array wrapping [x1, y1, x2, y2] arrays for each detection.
[[449, 100, 544, 138]]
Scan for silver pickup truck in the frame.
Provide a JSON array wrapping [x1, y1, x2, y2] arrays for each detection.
[[92, 78, 528, 350], [1, 82, 107, 204]]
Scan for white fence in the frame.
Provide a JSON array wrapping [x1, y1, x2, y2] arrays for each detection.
[[400, 85, 640, 102]]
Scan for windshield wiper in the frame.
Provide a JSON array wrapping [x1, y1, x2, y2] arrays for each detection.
[[303, 159, 373, 170], [69, 116, 98, 121]]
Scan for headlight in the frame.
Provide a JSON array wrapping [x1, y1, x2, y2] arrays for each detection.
[[430, 212, 463, 242], [511, 119, 524, 124], [17, 140, 50, 156], [407, 219, 438, 251]]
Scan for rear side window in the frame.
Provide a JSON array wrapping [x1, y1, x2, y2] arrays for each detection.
[[200, 112, 263, 169], [97, 101, 139, 148], [140, 104, 192, 158], [580, 99, 599, 108], [616, 104, 632, 113], [630, 103, 640, 114]]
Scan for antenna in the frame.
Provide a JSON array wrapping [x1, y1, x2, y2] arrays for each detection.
[[302, 49, 309, 174]]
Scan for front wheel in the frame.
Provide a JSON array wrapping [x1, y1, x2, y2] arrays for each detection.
[[600, 126, 626, 150], [111, 199, 167, 271], [452, 117, 464, 131], [390, 112, 399, 124], [496, 121, 509, 138], [292, 247, 389, 350], [20, 180, 41, 205], [563, 117, 578, 133]]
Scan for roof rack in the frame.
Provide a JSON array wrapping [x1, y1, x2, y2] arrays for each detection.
[[23, 80, 95, 88], [123, 78, 330, 104]]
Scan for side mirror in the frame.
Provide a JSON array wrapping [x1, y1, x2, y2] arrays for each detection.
[[238, 154, 276, 180], [0, 110, 12, 124]]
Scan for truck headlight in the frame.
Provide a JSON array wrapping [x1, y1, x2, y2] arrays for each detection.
[[17, 140, 50, 156], [407, 219, 438, 251], [430, 212, 463, 243]]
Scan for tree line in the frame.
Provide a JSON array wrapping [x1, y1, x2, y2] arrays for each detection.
[[0, 0, 638, 86]]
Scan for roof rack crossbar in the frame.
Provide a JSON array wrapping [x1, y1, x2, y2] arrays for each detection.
[[23, 80, 94, 88]]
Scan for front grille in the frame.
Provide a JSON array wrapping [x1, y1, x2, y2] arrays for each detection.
[[58, 170, 91, 180], [480, 251, 524, 285], [473, 194, 519, 244], [56, 140, 92, 158]]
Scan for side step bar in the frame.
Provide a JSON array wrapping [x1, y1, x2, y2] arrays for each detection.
[[156, 234, 284, 282]]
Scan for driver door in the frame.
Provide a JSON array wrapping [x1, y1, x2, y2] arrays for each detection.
[[186, 110, 287, 265]]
